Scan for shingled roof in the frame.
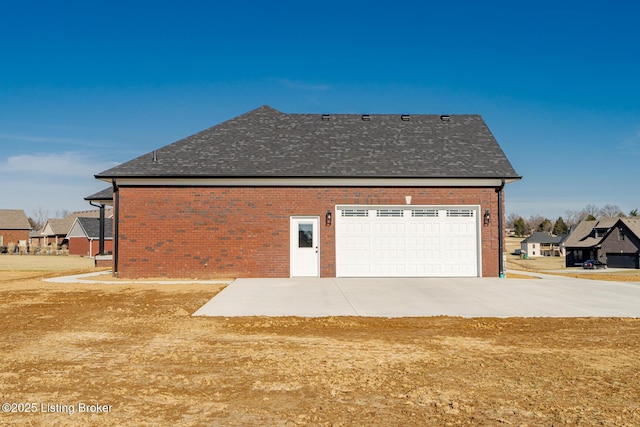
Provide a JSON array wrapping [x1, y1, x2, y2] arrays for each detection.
[[564, 218, 618, 248], [563, 217, 640, 248], [67, 217, 113, 239], [84, 187, 114, 203], [521, 231, 567, 245], [42, 218, 76, 237], [96, 105, 520, 180], [0, 209, 30, 230]]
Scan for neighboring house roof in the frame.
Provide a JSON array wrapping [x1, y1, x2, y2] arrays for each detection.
[[623, 218, 640, 238], [600, 218, 640, 243], [42, 218, 76, 237], [521, 231, 567, 244], [67, 209, 114, 220], [96, 105, 521, 181], [85, 187, 114, 203], [66, 217, 113, 239], [564, 218, 626, 248], [0, 209, 31, 230]]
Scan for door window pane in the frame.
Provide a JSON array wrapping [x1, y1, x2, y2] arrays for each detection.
[[298, 223, 313, 248]]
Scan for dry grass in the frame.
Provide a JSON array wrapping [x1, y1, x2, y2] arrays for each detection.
[[0, 254, 96, 271]]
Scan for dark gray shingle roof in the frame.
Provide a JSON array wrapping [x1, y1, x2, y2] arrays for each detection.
[[521, 231, 567, 244], [96, 105, 520, 179], [85, 187, 113, 202], [75, 217, 113, 239]]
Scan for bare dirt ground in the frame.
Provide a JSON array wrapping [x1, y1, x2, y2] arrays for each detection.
[[1, 255, 640, 426]]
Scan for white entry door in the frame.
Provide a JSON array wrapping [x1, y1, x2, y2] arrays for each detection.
[[290, 217, 320, 277]]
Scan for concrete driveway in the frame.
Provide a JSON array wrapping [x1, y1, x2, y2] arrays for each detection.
[[193, 272, 640, 318]]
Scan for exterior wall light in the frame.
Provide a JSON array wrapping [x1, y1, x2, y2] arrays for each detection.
[[326, 210, 332, 226], [484, 209, 491, 226]]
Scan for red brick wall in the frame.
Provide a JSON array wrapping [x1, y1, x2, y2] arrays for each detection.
[[0, 229, 30, 247], [115, 186, 502, 279], [68, 237, 114, 256]]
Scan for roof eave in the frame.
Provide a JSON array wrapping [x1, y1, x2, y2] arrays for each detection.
[[98, 175, 522, 187]]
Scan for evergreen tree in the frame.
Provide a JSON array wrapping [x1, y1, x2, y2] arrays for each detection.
[[537, 219, 552, 232], [553, 217, 569, 235], [514, 217, 526, 237]]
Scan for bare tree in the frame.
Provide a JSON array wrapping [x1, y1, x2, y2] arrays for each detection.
[[564, 210, 581, 228], [506, 212, 520, 229], [582, 204, 599, 220], [527, 214, 546, 235], [30, 207, 49, 230], [55, 209, 72, 218], [599, 204, 625, 218]]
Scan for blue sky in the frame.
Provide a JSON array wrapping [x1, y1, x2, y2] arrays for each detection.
[[2, 1, 639, 221]]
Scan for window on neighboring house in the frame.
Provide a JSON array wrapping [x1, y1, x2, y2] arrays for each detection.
[[618, 228, 625, 241]]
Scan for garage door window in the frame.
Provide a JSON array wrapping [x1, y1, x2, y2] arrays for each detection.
[[411, 209, 438, 217], [446, 209, 474, 217], [376, 209, 403, 217], [342, 209, 368, 217]]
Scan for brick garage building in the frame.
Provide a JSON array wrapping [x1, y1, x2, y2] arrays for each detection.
[[95, 106, 521, 279]]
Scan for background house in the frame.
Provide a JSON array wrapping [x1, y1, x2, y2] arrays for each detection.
[[31, 209, 113, 253], [597, 218, 640, 268], [66, 217, 114, 257], [0, 209, 31, 252], [520, 232, 567, 257], [564, 218, 640, 268], [95, 105, 521, 279], [40, 217, 76, 251]]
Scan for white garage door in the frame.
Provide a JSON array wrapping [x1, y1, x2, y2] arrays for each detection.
[[336, 206, 480, 277]]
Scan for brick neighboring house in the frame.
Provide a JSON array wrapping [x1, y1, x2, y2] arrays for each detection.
[[0, 209, 31, 251], [40, 218, 76, 250], [520, 231, 567, 257], [94, 105, 521, 279], [66, 217, 114, 257], [565, 218, 640, 268], [30, 209, 114, 250]]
